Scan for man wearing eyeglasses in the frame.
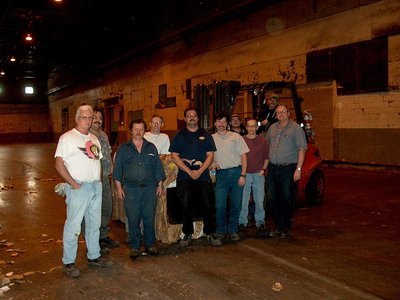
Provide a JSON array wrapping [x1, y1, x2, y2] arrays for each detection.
[[169, 108, 221, 247], [144, 115, 170, 157], [55, 105, 112, 278], [238, 118, 269, 234], [265, 104, 307, 238]]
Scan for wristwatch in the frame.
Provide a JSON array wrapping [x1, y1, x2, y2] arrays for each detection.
[[240, 174, 246, 178]]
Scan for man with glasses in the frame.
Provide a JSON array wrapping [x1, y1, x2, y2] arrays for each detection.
[[55, 105, 112, 278], [90, 109, 119, 252], [144, 115, 170, 157], [265, 104, 307, 238], [169, 108, 221, 247], [238, 118, 269, 234]]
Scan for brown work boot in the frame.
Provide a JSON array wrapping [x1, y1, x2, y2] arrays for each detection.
[[129, 248, 141, 259], [87, 256, 113, 268], [63, 263, 80, 278]]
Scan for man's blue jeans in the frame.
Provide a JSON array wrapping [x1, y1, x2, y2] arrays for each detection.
[[239, 173, 265, 226], [215, 166, 243, 234], [63, 181, 102, 264], [124, 185, 157, 250], [268, 163, 297, 231]]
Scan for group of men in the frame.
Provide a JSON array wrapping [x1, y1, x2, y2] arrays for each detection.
[[55, 97, 307, 278]]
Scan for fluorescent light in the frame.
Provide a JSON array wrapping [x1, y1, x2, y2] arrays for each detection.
[[25, 86, 34, 94]]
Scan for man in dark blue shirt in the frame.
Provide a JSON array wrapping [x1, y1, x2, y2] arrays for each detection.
[[113, 119, 165, 259], [169, 108, 221, 247]]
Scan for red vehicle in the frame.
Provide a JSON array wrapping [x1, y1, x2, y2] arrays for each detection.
[[194, 80, 325, 206]]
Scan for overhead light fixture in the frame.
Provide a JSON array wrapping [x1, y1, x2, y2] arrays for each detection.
[[0, 71, 5, 76], [54, 0, 63, 2], [10, 56, 16, 62], [25, 33, 33, 41], [25, 86, 34, 95]]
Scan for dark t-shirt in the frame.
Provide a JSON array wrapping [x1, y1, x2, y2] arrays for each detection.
[[169, 127, 216, 181]]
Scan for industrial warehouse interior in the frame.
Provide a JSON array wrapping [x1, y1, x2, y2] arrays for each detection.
[[0, 0, 399, 299]]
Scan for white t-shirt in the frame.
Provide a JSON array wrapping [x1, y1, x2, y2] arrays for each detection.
[[55, 128, 102, 181], [212, 131, 249, 169], [144, 132, 170, 155]]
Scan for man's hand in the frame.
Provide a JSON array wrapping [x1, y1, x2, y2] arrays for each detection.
[[294, 169, 302, 182], [238, 176, 246, 187], [189, 169, 202, 180], [156, 185, 163, 197], [116, 187, 125, 200]]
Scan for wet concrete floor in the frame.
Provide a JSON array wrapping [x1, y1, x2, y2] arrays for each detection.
[[0, 143, 399, 299]]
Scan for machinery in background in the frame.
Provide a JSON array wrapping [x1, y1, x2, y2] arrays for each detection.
[[193, 80, 325, 206]]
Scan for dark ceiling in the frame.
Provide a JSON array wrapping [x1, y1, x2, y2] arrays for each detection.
[[0, 0, 273, 101]]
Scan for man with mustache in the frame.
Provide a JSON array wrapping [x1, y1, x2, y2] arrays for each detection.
[[169, 108, 221, 247], [212, 112, 249, 242], [90, 109, 120, 252], [113, 119, 165, 259]]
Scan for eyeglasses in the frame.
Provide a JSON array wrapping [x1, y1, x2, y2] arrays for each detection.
[[79, 116, 94, 121], [93, 116, 103, 120], [276, 110, 287, 114], [151, 121, 162, 125], [186, 114, 197, 118]]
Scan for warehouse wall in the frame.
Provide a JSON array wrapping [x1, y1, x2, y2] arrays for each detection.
[[0, 104, 51, 143], [49, 0, 400, 166]]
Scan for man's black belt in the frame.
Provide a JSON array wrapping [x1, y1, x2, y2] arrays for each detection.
[[270, 163, 296, 167]]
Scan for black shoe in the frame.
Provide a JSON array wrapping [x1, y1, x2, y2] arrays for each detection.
[[100, 247, 110, 256], [256, 224, 265, 234], [145, 246, 159, 256], [87, 256, 113, 268], [180, 234, 192, 247], [100, 237, 120, 248], [238, 224, 246, 234], [207, 234, 222, 247], [268, 229, 282, 237], [129, 248, 141, 260], [63, 263, 80, 278]]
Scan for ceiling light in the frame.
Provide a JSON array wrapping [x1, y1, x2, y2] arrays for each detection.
[[10, 56, 16, 62], [0, 71, 5, 76], [25, 86, 34, 95], [25, 33, 33, 41]]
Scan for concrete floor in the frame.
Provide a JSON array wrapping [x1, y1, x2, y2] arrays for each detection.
[[0, 143, 399, 300]]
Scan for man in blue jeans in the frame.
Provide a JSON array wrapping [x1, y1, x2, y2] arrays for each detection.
[[212, 112, 249, 242], [266, 104, 307, 238], [55, 105, 112, 278], [113, 119, 165, 259], [239, 118, 269, 233]]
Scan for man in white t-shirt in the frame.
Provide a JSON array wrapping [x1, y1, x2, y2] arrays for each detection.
[[144, 115, 170, 157], [55, 105, 112, 278]]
